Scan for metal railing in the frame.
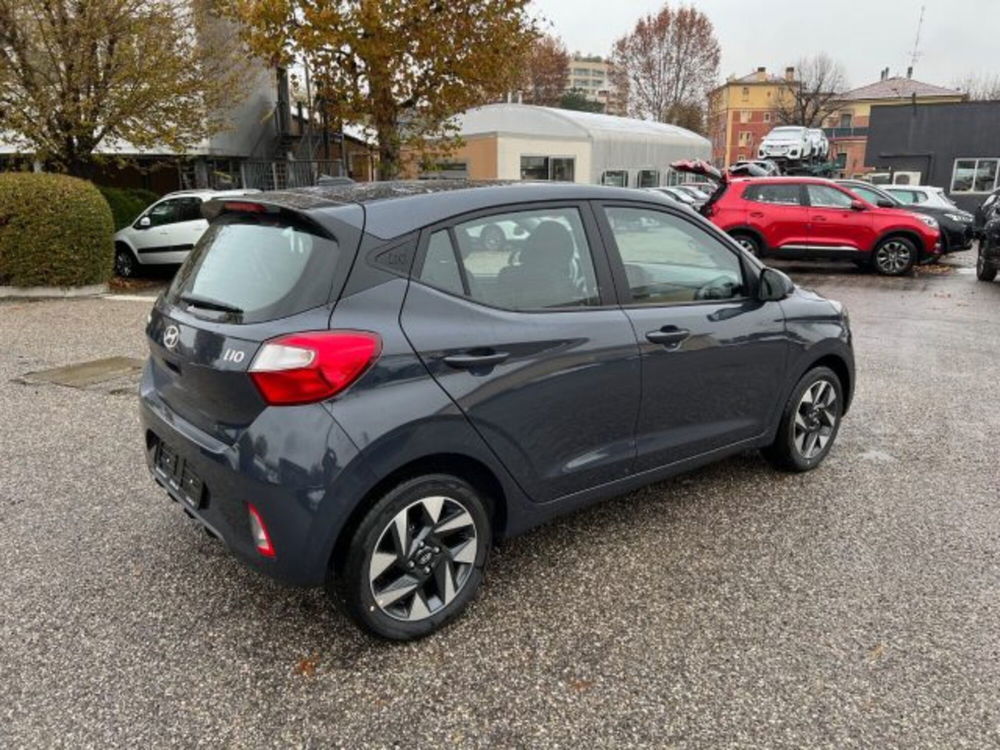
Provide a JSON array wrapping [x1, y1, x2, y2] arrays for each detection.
[[239, 159, 345, 191]]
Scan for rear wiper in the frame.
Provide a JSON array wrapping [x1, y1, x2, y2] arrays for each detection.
[[179, 293, 243, 314]]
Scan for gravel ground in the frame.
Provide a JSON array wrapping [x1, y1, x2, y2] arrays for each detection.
[[2, 256, 999, 748]]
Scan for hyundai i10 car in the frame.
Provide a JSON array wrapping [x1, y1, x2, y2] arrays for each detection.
[[140, 181, 854, 640]]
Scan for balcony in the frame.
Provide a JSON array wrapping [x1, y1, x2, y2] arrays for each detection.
[[823, 127, 869, 139]]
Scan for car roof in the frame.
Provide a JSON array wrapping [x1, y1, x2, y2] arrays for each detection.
[[729, 176, 842, 186], [219, 180, 680, 240]]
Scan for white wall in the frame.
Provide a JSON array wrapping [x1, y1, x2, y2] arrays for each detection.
[[496, 137, 592, 183]]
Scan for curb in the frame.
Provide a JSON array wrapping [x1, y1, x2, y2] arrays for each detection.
[[0, 283, 109, 300]]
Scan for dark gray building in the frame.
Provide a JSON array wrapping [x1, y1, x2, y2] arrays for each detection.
[[865, 100, 1000, 212]]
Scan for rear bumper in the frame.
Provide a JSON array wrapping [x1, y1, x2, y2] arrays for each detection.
[[139, 363, 370, 587]]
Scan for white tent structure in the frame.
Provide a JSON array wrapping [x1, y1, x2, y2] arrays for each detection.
[[450, 103, 711, 187]]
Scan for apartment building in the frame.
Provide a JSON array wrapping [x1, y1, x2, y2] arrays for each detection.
[[707, 67, 795, 168], [566, 56, 627, 116]]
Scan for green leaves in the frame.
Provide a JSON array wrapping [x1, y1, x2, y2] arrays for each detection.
[[0, 173, 114, 287]]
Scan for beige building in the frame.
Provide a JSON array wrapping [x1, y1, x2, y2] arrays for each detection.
[[405, 103, 710, 186], [566, 56, 626, 116]]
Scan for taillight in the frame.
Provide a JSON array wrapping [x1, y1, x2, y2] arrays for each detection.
[[223, 201, 268, 213], [247, 503, 276, 557], [249, 331, 381, 406]]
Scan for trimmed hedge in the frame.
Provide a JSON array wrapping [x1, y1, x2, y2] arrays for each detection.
[[99, 186, 159, 231], [0, 173, 114, 287]]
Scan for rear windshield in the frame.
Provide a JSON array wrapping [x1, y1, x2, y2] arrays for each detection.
[[166, 214, 340, 323]]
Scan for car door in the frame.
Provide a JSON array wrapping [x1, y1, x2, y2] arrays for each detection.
[[596, 202, 789, 471], [741, 182, 811, 250], [805, 183, 875, 251], [400, 202, 641, 503], [130, 197, 205, 258]]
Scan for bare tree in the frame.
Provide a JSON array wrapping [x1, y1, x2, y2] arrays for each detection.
[[521, 34, 570, 106], [953, 73, 1000, 101], [609, 3, 719, 127], [776, 54, 848, 128]]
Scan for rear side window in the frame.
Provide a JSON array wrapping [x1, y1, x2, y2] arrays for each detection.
[[743, 183, 801, 205], [167, 214, 340, 323], [416, 207, 600, 310]]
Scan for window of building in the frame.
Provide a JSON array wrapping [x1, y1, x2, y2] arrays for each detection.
[[416, 207, 601, 311], [952, 159, 999, 193], [601, 170, 629, 187], [806, 184, 854, 208], [520, 156, 576, 182], [741, 87, 750, 99], [839, 112, 853, 128], [603, 207, 745, 305], [637, 169, 660, 188], [740, 110, 751, 123], [738, 131, 753, 146], [835, 152, 848, 169], [743, 183, 801, 205], [763, 112, 771, 122]]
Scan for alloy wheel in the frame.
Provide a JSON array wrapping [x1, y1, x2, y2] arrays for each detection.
[[735, 236, 758, 255], [369, 495, 478, 622], [875, 241, 911, 274], [115, 249, 135, 277], [793, 379, 838, 460]]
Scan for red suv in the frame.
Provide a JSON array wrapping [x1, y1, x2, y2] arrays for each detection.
[[672, 162, 941, 276]]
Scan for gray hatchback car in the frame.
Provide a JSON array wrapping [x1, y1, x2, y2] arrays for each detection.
[[141, 181, 854, 640]]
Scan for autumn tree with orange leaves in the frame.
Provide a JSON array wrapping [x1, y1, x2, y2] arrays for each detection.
[[609, 3, 720, 133], [521, 34, 570, 107], [228, 0, 539, 179], [0, 0, 246, 176]]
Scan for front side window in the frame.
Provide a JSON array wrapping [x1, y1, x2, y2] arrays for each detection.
[[418, 207, 600, 311], [806, 184, 854, 208], [604, 207, 744, 305], [146, 199, 181, 227], [743, 183, 801, 205]]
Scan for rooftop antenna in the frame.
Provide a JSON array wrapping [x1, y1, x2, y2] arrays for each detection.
[[909, 5, 926, 74]]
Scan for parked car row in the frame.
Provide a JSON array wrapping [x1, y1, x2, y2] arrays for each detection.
[[669, 160, 942, 276]]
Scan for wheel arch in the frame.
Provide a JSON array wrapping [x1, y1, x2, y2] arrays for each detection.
[[809, 353, 854, 415], [329, 452, 508, 573], [727, 226, 767, 252], [873, 229, 924, 255]]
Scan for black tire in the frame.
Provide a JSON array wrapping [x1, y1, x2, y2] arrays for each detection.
[[872, 236, 917, 276], [762, 366, 844, 473], [976, 244, 998, 282], [730, 232, 762, 257], [330, 474, 491, 640], [115, 245, 138, 278]]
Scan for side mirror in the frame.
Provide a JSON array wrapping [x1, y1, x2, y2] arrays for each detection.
[[137, 216, 151, 229], [758, 267, 794, 302], [876, 199, 895, 208], [850, 200, 866, 211]]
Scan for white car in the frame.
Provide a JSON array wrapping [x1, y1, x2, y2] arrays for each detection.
[[882, 185, 959, 210], [113, 189, 260, 277], [645, 186, 699, 206], [806, 129, 829, 160], [757, 126, 812, 161]]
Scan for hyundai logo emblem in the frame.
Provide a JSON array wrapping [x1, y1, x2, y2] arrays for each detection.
[[163, 325, 180, 351]]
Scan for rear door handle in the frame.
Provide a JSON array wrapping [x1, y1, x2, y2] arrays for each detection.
[[443, 351, 510, 369], [750, 211, 765, 219], [812, 215, 827, 222], [645, 328, 690, 347]]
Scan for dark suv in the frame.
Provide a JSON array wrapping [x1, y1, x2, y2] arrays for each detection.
[[141, 181, 854, 640]]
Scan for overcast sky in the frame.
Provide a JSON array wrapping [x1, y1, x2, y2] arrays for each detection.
[[533, 0, 999, 90]]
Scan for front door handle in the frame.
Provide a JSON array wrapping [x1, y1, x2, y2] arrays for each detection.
[[812, 215, 828, 222], [443, 350, 510, 369], [645, 327, 690, 347]]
